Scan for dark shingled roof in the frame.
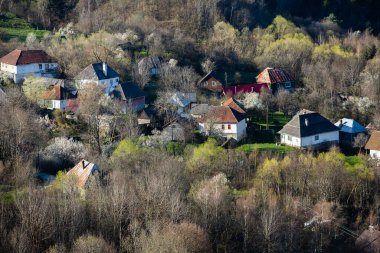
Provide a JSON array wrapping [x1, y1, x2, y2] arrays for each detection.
[[278, 109, 339, 138], [112, 81, 146, 100], [197, 70, 224, 85], [0, 49, 56, 65], [75, 62, 119, 81]]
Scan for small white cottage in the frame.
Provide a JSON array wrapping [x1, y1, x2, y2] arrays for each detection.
[[278, 109, 339, 148], [198, 106, 247, 141]]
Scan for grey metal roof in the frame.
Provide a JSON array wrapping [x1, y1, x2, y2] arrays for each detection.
[[335, 118, 367, 134], [190, 104, 210, 115], [278, 109, 339, 137], [75, 62, 119, 81]]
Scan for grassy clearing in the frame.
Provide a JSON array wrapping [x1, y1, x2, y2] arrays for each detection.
[[237, 143, 295, 153], [214, 71, 258, 85], [252, 112, 291, 128], [0, 27, 49, 41], [0, 12, 49, 41]]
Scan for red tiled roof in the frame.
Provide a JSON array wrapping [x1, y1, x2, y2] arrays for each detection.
[[223, 83, 270, 97], [365, 131, 380, 151], [0, 49, 55, 65], [199, 106, 245, 124], [256, 67, 295, 84], [41, 78, 77, 100], [222, 98, 245, 114]]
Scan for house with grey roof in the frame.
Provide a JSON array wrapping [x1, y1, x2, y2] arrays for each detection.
[[278, 109, 339, 148], [75, 62, 119, 94], [138, 56, 162, 77], [111, 81, 146, 112], [335, 118, 367, 146]]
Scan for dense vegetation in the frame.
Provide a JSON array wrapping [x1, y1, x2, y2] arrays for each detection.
[[2, 1, 380, 253]]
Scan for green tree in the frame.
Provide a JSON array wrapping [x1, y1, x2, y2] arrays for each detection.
[[22, 76, 48, 103]]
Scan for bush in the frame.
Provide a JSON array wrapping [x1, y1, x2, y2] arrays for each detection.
[[71, 234, 116, 253]]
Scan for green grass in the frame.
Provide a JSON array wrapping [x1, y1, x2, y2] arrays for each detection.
[[344, 156, 364, 168], [0, 27, 49, 41], [236, 143, 295, 153], [214, 71, 258, 85], [251, 112, 291, 128], [0, 12, 49, 41]]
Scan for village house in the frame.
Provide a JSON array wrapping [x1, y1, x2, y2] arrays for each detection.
[[138, 56, 162, 77], [198, 105, 247, 141], [278, 109, 339, 149], [190, 104, 211, 119], [223, 83, 270, 97], [168, 92, 195, 117], [66, 160, 99, 188], [222, 97, 246, 114], [197, 71, 224, 93], [40, 78, 77, 110], [0, 49, 59, 83], [335, 118, 367, 146], [162, 121, 186, 142], [365, 131, 380, 159], [256, 67, 295, 93], [137, 108, 157, 126], [111, 81, 146, 112], [75, 62, 119, 94]]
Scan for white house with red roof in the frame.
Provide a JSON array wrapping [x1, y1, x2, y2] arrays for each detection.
[[198, 105, 247, 141], [0, 49, 59, 83]]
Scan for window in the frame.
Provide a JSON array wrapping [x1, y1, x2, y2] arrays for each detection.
[[284, 82, 292, 88], [228, 124, 231, 130], [222, 125, 225, 130], [211, 81, 217, 86], [314, 135, 319, 141], [45, 64, 49, 69], [38, 64, 42, 70], [288, 135, 292, 141]]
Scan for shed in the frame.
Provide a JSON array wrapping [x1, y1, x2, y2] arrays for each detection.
[[335, 118, 367, 146]]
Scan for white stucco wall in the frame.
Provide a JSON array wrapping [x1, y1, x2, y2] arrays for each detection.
[[281, 134, 301, 147], [301, 131, 339, 147], [1, 63, 58, 83], [198, 119, 247, 141], [370, 150, 380, 159], [281, 131, 339, 148], [79, 77, 119, 94]]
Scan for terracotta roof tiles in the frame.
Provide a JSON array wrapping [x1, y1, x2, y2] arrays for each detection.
[[365, 131, 380, 151], [0, 49, 56, 65]]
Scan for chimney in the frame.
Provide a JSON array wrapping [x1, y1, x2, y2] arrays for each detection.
[[102, 62, 107, 77], [82, 160, 85, 169]]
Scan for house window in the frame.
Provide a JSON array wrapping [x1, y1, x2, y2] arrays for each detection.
[[284, 82, 292, 88], [38, 64, 42, 70], [228, 124, 231, 130], [314, 135, 319, 141], [211, 81, 217, 86], [288, 135, 292, 141], [45, 64, 49, 69], [222, 125, 225, 130]]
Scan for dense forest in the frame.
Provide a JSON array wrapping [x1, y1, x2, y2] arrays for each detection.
[[2, 0, 380, 253]]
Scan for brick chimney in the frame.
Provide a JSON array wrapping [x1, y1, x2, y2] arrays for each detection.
[[102, 62, 107, 77]]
